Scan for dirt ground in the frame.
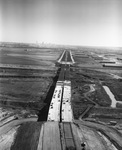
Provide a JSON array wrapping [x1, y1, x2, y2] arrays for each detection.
[[11, 122, 42, 150], [0, 44, 122, 149], [71, 48, 122, 124], [0, 46, 62, 122]]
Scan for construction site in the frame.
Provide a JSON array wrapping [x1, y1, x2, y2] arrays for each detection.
[[0, 43, 122, 150]]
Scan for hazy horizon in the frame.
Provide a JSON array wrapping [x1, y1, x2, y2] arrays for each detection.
[[0, 0, 122, 47]]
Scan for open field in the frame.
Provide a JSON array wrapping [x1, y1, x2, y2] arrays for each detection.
[[11, 122, 42, 150], [0, 46, 63, 70], [0, 43, 122, 149], [0, 68, 56, 112], [0, 45, 62, 122], [71, 48, 122, 124], [0, 78, 50, 108]]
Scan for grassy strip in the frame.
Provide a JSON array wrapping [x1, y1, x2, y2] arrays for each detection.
[[11, 122, 42, 150]]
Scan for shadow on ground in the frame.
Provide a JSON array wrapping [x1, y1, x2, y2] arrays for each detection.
[[37, 67, 61, 121]]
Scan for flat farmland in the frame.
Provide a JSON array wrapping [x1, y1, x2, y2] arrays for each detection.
[[0, 78, 50, 103], [73, 55, 102, 68], [0, 46, 62, 114], [0, 47, 63, 70]]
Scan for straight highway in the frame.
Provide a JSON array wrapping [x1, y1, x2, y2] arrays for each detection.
[[47, 50, 74, 122], [1, 50, 121, 150], [44, 50, 121, 150]]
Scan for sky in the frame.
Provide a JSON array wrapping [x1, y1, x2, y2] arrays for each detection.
[[0, 0, 122, 47]]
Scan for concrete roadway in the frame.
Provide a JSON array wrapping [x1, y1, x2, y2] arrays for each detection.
[[40, 50, 122, 150], [62, 83, 73, 122], [47, 85, 63, 121], [37, 121, 121, 150], [59, 50, 75, 65], [1, 50, 122, 150], [47, 50, 74, 122], [58, 51, 74, 122]]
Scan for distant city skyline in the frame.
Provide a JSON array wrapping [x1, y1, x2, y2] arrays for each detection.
[[0, 0, 122, 47]]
